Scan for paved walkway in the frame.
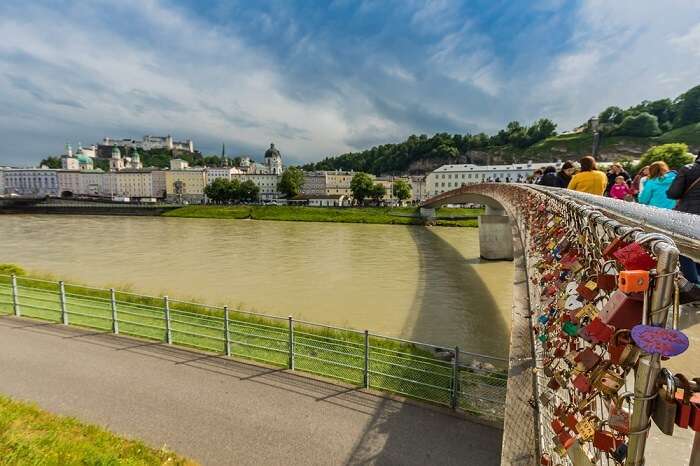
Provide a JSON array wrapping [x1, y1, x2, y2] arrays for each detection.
[[0, 316, 503, 465]]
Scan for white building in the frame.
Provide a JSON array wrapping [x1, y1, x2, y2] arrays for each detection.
[[57, 171, 81, 196], [79, 171, 104, 197], [425, 161, 563, 197], [151, 170, 167, 199], [205, 166, 243, 182], [263, 143, 283, 175], [170, 158, 189, 170], [231, 173, 281, 201], [0, 169, 5, 194], [102, 170, 155, 199], [2, 168, 59, 196]]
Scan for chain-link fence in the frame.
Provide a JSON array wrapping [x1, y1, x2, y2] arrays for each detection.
[[0, 273, 507, 421]]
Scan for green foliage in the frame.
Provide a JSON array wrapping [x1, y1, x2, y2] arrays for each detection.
[[614, 112, 661, 137], [392, 179, 412, 201], [0, 395, 195, 465], [369, 183, 386, 202], [674, 85, 700, 128], [350, 172, 375, 204], [277, 167, 305, 198], [39, 156, 61, 169], [204, 178, 259, 203], [0, 264, 26, 276], [639, 143, 694, 170], [599, 106, 625, 125]]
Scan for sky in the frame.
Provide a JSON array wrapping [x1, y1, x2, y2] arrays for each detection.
[[1, 0, 699, 166]]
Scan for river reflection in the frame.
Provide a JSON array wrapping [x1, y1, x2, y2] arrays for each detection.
[[0, 215, 513, 356]]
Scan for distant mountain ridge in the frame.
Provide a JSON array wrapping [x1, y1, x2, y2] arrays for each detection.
[[303, 85, 700, 175]]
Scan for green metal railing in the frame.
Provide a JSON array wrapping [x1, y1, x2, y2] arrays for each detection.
[[0, 273, 507, 421]]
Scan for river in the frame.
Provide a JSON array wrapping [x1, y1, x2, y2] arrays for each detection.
[[0, 215, 514, 357]]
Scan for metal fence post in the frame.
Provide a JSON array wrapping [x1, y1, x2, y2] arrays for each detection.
[[363, 330, 369, 388], [58, 281, 68, 325], [288, 316, 295, 370], [223, 305, 231, 357], [451, 346, 460, 410], [110, 288, 118, 334], [163, 296, 172, 344], [10, 274, 20, 317]]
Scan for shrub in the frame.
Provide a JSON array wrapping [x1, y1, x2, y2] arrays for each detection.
[[639, 143, 694, 170], [0, 264, 26, 276]]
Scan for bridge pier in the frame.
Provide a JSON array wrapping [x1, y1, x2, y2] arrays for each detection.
[[478, 207, 513, 260], [419, 207, 436, 220]]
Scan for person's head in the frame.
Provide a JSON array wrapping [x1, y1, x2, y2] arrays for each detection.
[[580, 156, 597, 172], [648, 161, 669, 179], [544, 166, 556, 174], [561, 161, 576, 176], [610, 162, 622, 174], [639, 166, 649, 177], [615, 176, 625, 185], [534, 169, 543, 176]]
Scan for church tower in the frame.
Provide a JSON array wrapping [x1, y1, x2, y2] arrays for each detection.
[[264, 143, 283, 175]]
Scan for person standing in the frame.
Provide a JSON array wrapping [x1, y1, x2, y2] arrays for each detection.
[[605, 162, 631, 196], [638, 161, 677, 209], [568, 156, 608, 195], [537, 166, 559, 187], [631, 166, 649, 198], [609, 176, 632, 200], [556, 161, 576, 188], [667, 152, 700, 288]]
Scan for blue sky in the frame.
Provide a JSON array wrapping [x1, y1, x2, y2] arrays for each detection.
[[1, 0, 699, 166]]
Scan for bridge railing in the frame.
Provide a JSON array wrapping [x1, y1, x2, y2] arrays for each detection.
[[0, 273, 507, 423], [449, 183, 697, 465]]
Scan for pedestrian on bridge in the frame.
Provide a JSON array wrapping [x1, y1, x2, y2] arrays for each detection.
[[667, 152, 700, 288], [567, 156, 607, 195], [556, 161, 576, 188], [637, 161, 677, 209]]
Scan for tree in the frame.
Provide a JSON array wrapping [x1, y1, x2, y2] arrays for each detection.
[[673, 85, 700, 128], [614, 112, 661, 137], [527, 118, 557, 143], [204, 178, 229, 203], [350, 172, 375, 205], [238, 180, 259, 202], [599, 106, 625, 125], [39, 156, 61, 169], [370, 183, 386, 204], [277, 167, 304, 198], [392, 180, 412, 202], [639, 143, 694, 170]]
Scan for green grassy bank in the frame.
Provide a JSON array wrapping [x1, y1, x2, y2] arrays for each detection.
[[0, 266, 506, 420], [162, 205, 481, 227], [0, 395, 194, 465]]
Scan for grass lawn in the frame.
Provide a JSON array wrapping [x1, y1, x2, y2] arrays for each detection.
[[0, 395, 195, 465], [0, 272, 505, 420], [162, 205, 481, 227]]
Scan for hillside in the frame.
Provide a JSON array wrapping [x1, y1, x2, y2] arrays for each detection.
[[302, 84, 700, 174]]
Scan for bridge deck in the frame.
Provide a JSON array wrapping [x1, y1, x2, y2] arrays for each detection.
[[0, 316, 502, 465]]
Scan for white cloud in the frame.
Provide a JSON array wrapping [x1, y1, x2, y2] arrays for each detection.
[[670, 23, 700, 57]]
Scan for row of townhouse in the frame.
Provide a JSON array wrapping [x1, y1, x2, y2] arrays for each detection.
[[299, 170, 428, 205]]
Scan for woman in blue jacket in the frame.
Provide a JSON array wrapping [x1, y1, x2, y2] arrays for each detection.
[[638, 161, 677, 209]]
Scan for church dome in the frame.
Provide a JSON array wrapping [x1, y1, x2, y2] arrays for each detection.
[[264, 143, 281, 158], [111, 146, 121, 159], [77, 154, 91, 164]]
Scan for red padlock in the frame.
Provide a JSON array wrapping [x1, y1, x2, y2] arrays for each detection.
[[603, 237, 630, 260], [557, 430, 576, 450], [593, 429, 624, 452], [689, 392, 700, 431], [675, 374, 694, 428], [574, 347, 601, 371], [551, 418, 565, 434], [600, 290, 644, 330], [613, 242, 657, 271], [573, 373, 592, 393], [579, 317, 614, 344], [564, 413, 579, 433]]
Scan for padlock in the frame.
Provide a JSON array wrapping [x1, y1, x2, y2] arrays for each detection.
[[577, 279, 600, 302], [574, 347, 601, 371], [578, 317, 613, 344], [593, 363, 625, 396], [631, 282, 689, 357], [608, 329, 640, 368], [562, 321, 579, 337], [602, 236, 631, 260], [618, 270, 650, 293], [575, 417, 596, 442], [557, 429, 576, 450], [573, 373, 592, 393], [593, 423, 624, 453], [600, 290, 644, 330], [539, 453, 552, 465], [675, 373, 693, 428], [613, 242, 657, 271], [652, 368, 677, 435], [689, 389, 700, 431], [612, 442, 628, 463], [564, 412, 579, 433], [551, 418, 565, 434], [608, 392, 633, 434]]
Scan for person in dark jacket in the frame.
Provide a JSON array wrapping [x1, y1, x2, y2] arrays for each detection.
[[668, 153, 700, 290], [605, 163, 631, 196], [556, 161, 576, 188], [538, 166, 559, 187]]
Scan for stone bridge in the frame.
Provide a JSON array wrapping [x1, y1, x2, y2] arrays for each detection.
[[421, 183, 700, 466]]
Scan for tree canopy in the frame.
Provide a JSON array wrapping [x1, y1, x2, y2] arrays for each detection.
[[392, 179, 412, 201], [277, 167, 304, 198], [204, 178, 260, 203], [350, 173, 375, 205], [613, 112, 661, 137]]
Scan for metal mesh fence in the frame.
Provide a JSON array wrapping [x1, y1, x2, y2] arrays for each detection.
[[0, 273, 507, 420]]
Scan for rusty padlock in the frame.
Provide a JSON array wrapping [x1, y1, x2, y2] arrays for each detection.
[[652, 368, 677, 435]]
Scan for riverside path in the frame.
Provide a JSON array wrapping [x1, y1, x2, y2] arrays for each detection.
[[0, 316, 502, 465]]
